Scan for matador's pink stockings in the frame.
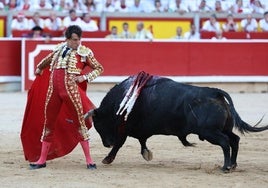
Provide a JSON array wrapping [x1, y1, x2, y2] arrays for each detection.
[[35, 141, 51, 164], [80, 140, 94, 165]]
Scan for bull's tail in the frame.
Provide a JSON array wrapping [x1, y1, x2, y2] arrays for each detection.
[[217, 89, 268, 134]]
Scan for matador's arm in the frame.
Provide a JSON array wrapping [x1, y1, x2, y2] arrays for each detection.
[[85, 54, 104, 82], [78, 45, 104, 82], [35, 52, 55, 75], [35, 42, 64, 75]]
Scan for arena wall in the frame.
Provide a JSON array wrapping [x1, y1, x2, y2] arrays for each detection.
[[0, 38, 267, 92]]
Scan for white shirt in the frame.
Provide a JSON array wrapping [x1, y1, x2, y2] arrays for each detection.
[[135, 29, 153, 40], [63, 16, 82, 28], [28, 18, 45, 30], [168, 0, 189, 12], [202, 20, 221, 32], [114, 1, 129, 12], [259, 19, 268, 32], [80, 20, 99, 32], [11, 18, 29, 30], [241, 18, 258, 32], [128, 2, 146, 12], [44, 17, 63, 31], [33, 2, 53, 10], [222, 22, 239, 32], [184, 31, 200, 40]]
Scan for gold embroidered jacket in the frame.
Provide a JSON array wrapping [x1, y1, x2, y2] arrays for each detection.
[[37, 42, 103, 82]]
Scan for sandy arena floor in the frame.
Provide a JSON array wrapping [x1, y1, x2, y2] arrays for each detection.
[[0, 90, 267, 188]]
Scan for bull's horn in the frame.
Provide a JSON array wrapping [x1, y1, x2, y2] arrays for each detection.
[[84, 109, 95, 119]]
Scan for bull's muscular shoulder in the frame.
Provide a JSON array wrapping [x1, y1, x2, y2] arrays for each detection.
[[77, 45, 93, 57]]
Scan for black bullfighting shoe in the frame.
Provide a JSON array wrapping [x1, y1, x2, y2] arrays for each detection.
[[29, 163, 46, 170], [87, 163, 97, 170]]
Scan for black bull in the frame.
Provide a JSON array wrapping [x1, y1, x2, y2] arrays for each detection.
[[85, 74, 268, 172]]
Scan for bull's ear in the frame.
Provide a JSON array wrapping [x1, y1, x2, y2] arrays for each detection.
[[84, 109, 95, 119]]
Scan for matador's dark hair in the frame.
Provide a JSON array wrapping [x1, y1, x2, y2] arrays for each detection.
[[65, 25, 82, 39]]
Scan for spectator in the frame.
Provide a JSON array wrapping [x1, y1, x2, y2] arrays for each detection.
[[160, 0, 170, 11], [222, 14, 239, 32], [259, 11, 268, 32], [169, 0, 188, 14], [184, 22, 200, 40], [80, 12, 99, 31], [187, 0, 199, 12], [261, 0, 268, 11], [240, 13, 258, 32], [103, 0, 116, 12], [83, 0, 97, 12], [0, 2, 4, 10], [44, 11, 64, 31], [11, 11, 29, 30], [28, 12, 45, 30], [201, 13, 221, 32], [230, 0, 251, 14], [216, 0, 233, 12], [211, 30, 227, 40], [172, 26, 184, 39], [142, 0, 156, 12], [152, 0, 165, 13], [70, 0, 86, 13], [17, 0, 35, 11], [134, 21, 153, 40], [6, 0, 19, 10], [33, 0, 53, 11], [129, 0, 145, 12], [54, 0, 71, 13], [92, 0, 105, 12], [63, 9, 82, 29], [214, 0, 226, 13], [114, 0, 129, 12], [105, 26, 119, 39], [29, 25, 47, 39], [119, 22, 134, 39], [250, 0, 265, 14], [197, 0, 212, 12]]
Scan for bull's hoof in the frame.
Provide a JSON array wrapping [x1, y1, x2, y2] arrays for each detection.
[[221, 166, 231, 173], [102, 156, 114, 164], [185, 142, 196, 147], [231, 163, 237, 170], [142, 149, 153, 161]]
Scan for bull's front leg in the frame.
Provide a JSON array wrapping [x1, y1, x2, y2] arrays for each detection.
[[102, 135, 127, 164], [139, 138, 153, 161]]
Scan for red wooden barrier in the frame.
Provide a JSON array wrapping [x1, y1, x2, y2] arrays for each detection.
[[0, 39, 267, 91]]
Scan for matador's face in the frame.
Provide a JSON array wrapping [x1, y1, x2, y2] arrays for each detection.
[[66, 33, 81, 50]]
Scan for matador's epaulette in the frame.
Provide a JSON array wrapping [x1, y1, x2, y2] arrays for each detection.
[[77, 45, 93, 57], [53, 42, 66, 51]]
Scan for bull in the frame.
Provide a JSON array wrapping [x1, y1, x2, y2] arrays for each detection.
[[85, 72, 268, 172]]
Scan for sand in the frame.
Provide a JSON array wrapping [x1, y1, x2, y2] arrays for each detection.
[[0, 91, 267, 188]]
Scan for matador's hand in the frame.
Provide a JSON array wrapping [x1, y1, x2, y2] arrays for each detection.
[[35, 68, 43, 75], [75, 75, 87, 83]]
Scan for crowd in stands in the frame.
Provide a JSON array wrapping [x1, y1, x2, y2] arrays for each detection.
[[173, 11, 268, 40], [10, 9, 99, 37], [1, 0, 268, 14], [3, 0, 268, 39]]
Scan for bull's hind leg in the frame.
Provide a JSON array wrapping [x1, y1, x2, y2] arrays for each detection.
[[225, 131, 240, 169], [201, 131, 231, 172], [139, 138, 153, 161], [178, 136, 196, 147]]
